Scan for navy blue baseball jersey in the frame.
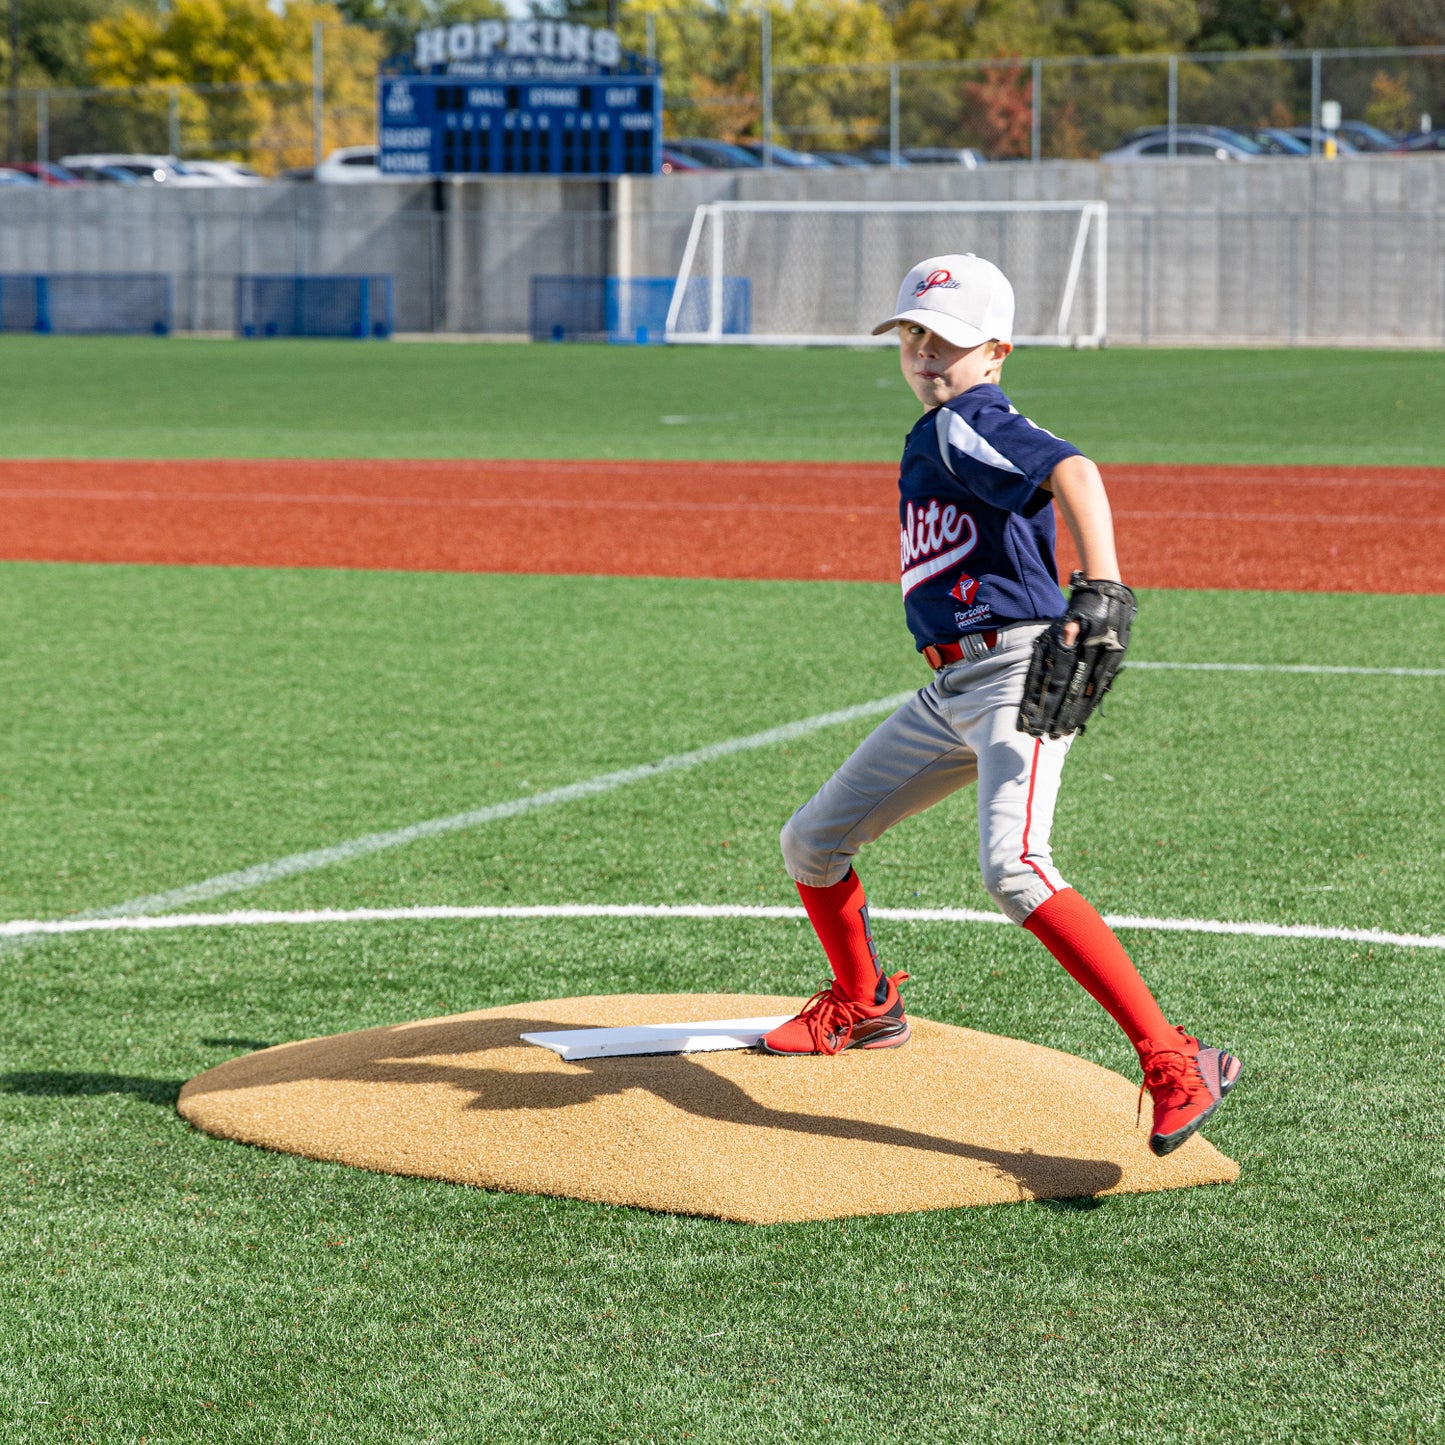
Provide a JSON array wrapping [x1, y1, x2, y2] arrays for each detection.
[[898, 383, 1079, 649]]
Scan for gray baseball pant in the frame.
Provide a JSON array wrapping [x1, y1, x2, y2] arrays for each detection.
[[780, 624, 1074, 924]]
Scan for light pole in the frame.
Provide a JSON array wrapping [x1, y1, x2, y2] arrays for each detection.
[[7, 0, 20, 164]]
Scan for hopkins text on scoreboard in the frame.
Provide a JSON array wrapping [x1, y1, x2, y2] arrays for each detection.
[[379, 22, 662, 177]]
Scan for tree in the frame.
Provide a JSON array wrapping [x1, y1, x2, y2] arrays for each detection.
[[617, 0, 892, 144], [1295, 0, 1445, 48], [86, 0, 382, 170], [334, 0, 505, 66], [618, 0, 760, 139], [769, 0, 895, 147], [963, 64, 1033, 155]]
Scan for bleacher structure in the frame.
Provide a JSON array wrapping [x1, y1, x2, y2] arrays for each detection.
[[0, 273, 172, 335], [235, 275, 395, 339]]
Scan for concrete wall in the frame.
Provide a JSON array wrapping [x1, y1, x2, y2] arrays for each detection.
[[0, 153, 1442, 343]]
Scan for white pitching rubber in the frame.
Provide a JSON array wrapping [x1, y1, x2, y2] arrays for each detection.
[[520, 1017, 794, 1061]]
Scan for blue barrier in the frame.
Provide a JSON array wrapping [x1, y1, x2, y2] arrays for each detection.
[[236, 275, 395, 339], [529, 275, 751, 344], [0, 273, 171, 335]]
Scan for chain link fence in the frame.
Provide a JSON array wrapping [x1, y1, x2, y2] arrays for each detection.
[[3, 81, 373, 173], [771, 46, 1444, 161], [3, 43, 1441, 171]]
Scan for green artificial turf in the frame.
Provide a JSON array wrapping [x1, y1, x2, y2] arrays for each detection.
[[2, 335, 1442, 465], [2, 562, 1443, 1442]]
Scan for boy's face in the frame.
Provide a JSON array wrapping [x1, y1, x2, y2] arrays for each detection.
[[897, 323, 1012, 409]]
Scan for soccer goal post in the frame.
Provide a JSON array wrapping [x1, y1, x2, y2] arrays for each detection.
[[664, 200, 1107, 348]]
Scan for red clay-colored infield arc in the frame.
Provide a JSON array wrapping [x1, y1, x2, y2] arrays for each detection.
[[2, 459, 1443, 593]]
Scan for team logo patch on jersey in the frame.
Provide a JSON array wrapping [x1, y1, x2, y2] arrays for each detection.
[[914, 268, 960, 297], [899, 499, 979, 597], [949, 574, 979, 606]]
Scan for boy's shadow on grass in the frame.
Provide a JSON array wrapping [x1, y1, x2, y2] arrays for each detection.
[[182, 1013, 1126, 1200], [2, 1040, 277, 1110], [2, 1071, 182, 1108]]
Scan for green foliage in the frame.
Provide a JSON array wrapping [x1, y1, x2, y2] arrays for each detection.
[[619, 0, 762, 138], [84, 0, 383, 167], [4, 0, 131, 87], [334, 0, 507, 65], [1297, 0, 1444, 48]]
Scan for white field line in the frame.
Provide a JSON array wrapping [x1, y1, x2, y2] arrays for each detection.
[[1128, 661, 1445, 678], [2, 902, 1440, 951], [4, 659, 1437, 943], [67, 691, 916, 922]]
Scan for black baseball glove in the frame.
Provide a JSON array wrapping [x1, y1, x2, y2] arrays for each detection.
[[1017, 572, 1137, 739]]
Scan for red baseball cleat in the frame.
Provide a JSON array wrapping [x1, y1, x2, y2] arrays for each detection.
[[758, 972, 910, 1056], [1138, 1028, 1242, 1156]]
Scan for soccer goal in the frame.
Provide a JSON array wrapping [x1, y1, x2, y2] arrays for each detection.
[[664, 200, 1107, 348]]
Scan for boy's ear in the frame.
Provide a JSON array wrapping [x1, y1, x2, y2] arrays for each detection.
[[991, 340, 1014, 362]]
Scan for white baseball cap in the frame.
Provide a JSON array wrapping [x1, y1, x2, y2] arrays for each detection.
[[871, 253, 1015, 348]]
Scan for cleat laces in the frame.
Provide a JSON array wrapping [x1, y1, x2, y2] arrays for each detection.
[[1137, 1048, 1204, 1127], [792, 971, 909, 1056], [791, 982, 861, 1056]]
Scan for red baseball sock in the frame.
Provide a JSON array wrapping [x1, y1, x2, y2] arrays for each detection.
[[796, 869, 884, 1004], [1022, 888, 1172, 1051]]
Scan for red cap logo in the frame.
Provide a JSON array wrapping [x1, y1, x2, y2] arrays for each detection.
[[915, 268, 960, 297]]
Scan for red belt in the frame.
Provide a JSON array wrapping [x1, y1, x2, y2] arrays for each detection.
[[921, 630, 999, 669]]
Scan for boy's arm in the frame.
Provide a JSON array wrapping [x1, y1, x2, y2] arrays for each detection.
[[1044, 454, 1121, 645], [1044, 453, 1121, 584], [1019, 456, 1137, 739]]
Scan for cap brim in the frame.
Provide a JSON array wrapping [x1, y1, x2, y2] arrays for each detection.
[[871, 309, 992, 348]]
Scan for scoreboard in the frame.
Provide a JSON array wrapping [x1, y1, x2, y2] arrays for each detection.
[[379, 76, 662, 177]]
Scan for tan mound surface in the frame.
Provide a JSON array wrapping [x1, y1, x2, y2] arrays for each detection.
[[178, 994, 1239, 1224]]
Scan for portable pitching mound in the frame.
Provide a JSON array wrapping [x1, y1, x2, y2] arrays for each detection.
[[178, 993, 1239, 1225]]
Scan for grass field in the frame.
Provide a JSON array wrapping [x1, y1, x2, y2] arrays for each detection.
[[2, 335, 1444, 464], [2, 340, 1443, 1443]]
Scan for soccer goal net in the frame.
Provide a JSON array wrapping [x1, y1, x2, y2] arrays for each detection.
[[664, 200, 1107, 348]]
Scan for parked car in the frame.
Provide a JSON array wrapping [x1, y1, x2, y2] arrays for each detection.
[[1337, 119, 1401, 151], [9, 161, 85, 186], [664, 138, 765, 169], [183, 159, 267, 185], [315, 145, 384, 182], [59, 152, 212, 185], [856, 148, 912, 167], [1283, 126, 1360, 153], [0, 167, 42, 186], [1252, 128, 1311, 156], [1123, 123, 1261, 149], [735, 140, 834, 168], [1102, 128, 1262, 161], [815, 150, 875, 168], [1393, 127, 1445, 152], [660, 146, 710, 173], [902, 146, 983, 168], [63, 161, 143, 184]]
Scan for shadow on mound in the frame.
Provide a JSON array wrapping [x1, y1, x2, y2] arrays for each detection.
[[181, 1012, 1125, 1201]]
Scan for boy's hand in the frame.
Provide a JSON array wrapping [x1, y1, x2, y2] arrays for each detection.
[[1017, 573, 1137, 739]]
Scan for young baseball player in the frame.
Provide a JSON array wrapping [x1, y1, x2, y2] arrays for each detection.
[[759, 253, 1241, 1157]]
